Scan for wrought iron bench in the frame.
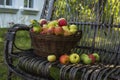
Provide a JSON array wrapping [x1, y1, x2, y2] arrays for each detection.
[[4, 0, 120, 80]]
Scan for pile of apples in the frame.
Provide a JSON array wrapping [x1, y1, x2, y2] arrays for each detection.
[[47, 53, 100, 65], [30, 18, 78, 36]]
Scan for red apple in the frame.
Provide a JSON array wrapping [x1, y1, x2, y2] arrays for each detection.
[[59, 54, 69, 64], [54, 27, 64, 35], [88, 54, 96, 64], [39, 19, 47, 26], [58, 18, 67, 27]]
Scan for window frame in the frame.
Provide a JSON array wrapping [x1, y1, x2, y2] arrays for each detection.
[[0, 0, 18, 13], [24, 0, 34, 9], [0, 0, 12, 7]]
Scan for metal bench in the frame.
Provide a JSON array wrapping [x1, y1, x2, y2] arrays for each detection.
[[4, 0, 120, 80]]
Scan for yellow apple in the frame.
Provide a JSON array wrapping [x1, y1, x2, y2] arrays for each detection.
[[69, 53, 80, 64], [47, 55, 56, 62], [69, 24, 78, 30]]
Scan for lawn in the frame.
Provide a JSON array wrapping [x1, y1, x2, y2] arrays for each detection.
[[0, 28, 8, 80], [0, 28, 31, 80]]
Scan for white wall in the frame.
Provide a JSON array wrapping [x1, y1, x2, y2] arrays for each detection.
[[0, 0, 45, 28]]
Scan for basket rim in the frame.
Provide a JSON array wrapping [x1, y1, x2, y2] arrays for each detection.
[[30, 30, 82, 41]]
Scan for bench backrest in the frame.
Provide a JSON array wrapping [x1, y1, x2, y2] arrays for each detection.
[[41, 0, 120, 65]]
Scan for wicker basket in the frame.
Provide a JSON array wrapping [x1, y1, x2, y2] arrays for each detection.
[[30, 31, 82, 57]]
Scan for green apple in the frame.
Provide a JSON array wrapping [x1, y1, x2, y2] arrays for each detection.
[[47, 55, 56, 62], [80, 53, 88, 61], [93, 53, 100, 61], [48, 20, 58, 28], [83, 56, 92, 65], [62, 26, 73, 36], [69, 53, 80, 64], [69, 24, 78, 30], [70, 28, 77, 34], [62, 26, 70, 32], [33, 27, 41, 33]]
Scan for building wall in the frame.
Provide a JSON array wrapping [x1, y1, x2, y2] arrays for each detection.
[[0, 0, 45, 28]]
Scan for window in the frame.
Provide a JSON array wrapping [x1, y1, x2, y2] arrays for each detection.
[[24, 0, 34, 8], [0, 0, 12, 6]]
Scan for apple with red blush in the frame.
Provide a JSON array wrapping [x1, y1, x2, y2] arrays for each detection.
[[88, 54, 96, 64], [58, 18, 67, 27], [59, 54, 70, 65], [54, 27, 64, 35], [39, 19, 47, 26]]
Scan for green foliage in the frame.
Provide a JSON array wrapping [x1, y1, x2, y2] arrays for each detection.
[[102, 0, 120, 24], [53, 0, 96, 22], [53, 0, 120, 24]]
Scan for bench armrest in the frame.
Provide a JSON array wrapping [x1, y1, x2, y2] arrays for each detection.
[[8, 24, 30, 32], [4, 24, 31, 57]]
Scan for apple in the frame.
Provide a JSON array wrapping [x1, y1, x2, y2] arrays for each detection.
[[41, 27, 48, 34], [48, 20, 58, 28], [88, 54, 96, 64], [70, 28, 77, 34], [54, 27, 64, 35], [40, 30, 47, 34], [69, 24, 78, 30], [58, 18, 67, 27], [46, 27, 55, 35], [42, 24, 48, 30], [69, 53, 80, 64], [62, 26, 70, 32], [93, 53, 100, 61], [47, 55, 56, 62], [42, 24, 48, 28], [69, 24, 78, 34], [39, 19, 47, 26], [80, 53, 88, 61], [32, 27, 41, 33], [83, 56, 92, 65], [62, 26, 72, 36], [59, 54, 69, 64], [63, 30, 72, 36]]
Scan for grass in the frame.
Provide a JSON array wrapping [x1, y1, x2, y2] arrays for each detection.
[[0, 28, 31, 80], [0, 28, 8, 80]]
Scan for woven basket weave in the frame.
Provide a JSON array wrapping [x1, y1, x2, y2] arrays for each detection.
[[30, 31, 82, 57]]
